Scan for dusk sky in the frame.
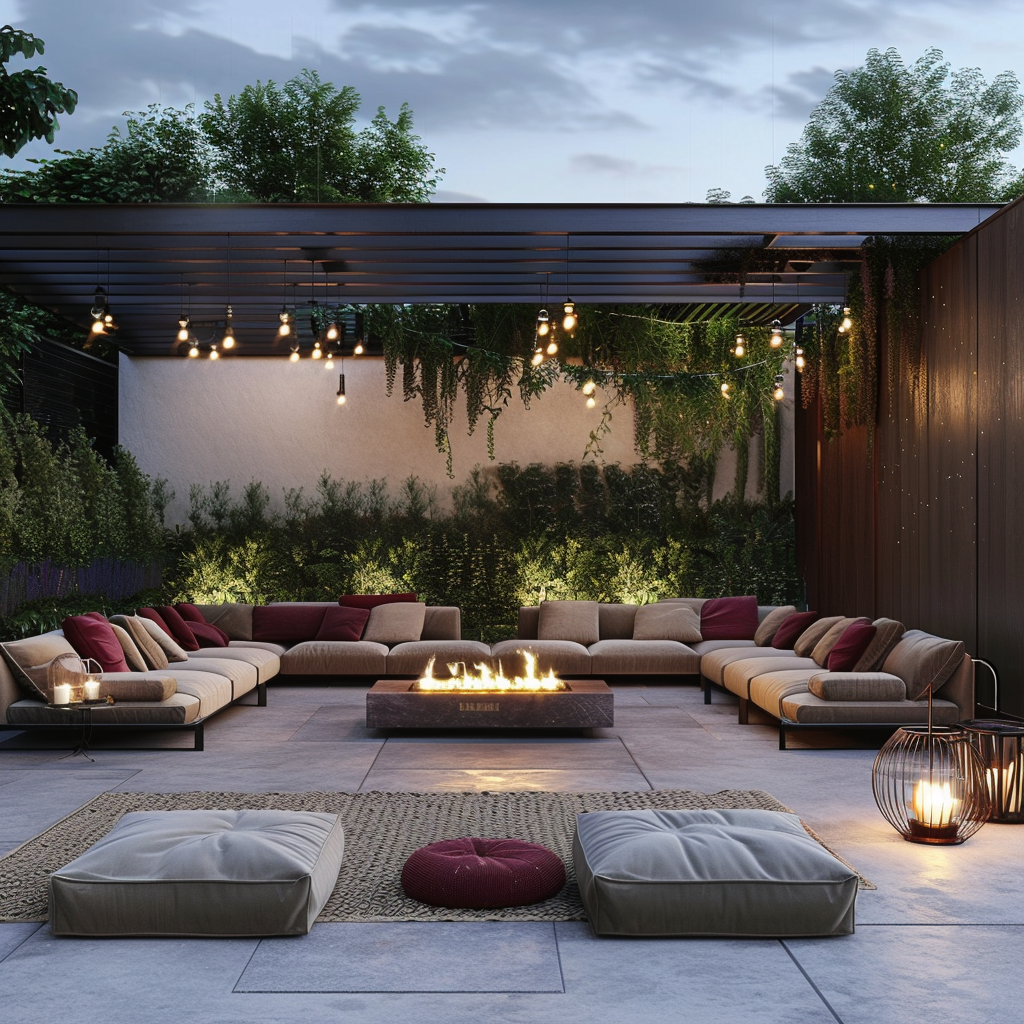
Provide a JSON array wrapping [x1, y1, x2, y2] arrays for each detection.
[[2, 0, 1023, 203]]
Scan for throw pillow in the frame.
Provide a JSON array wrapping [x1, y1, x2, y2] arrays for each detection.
[[882, 630, 967, 701], [754, 605, 797, 647], [109, 622, 148, 672], [793, 616, 844, 658], [631, 604, 702, 642], [827, 621, 878, 672], [156, 606, 201, 652], [853, 618, 906, 672], [315, 605, 371, 642], [536, 601, 600, 646], [362, 602, 427, 645], [811, 617, 868, 667], [175, 602, 207, 624], [338, 593, 418, 610], [0, 634, 79, 701], [137, 607, 172, 634], [195, 603, 254, 641], [699, 596, 758, 641], [807, 672, 907, 702], [136, 615, 190, 662], [62, 615, 130, 673], [187, 621, 230, 648], [771, 611, 818, 650], [252, 605, 329, 643], [110, 615, 169, 671], [91, 675, 177, 702]]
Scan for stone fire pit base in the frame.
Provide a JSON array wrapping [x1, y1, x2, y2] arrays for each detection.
[[366, 679, 614, 730]]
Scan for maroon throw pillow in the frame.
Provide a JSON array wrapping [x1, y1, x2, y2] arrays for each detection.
[[252, 605, 329, 643], [827, 621, 878, 671], [338, 593, 418, 610], [62, 614, 129, 673], [175, 602, 207, 624], [137, 607, 172, 635], [771, 610, 819, 650], [187, 621, 230, 648], [156, 605, 201, 652], [700, 596, 759, 641], [315, 605, 370, 642]]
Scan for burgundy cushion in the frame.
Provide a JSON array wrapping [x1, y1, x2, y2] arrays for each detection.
[[828, 621, 878, 672], [175, 602, 207, 624], [338, 593, 418, 610], [699, 596, 759, 641], [187, 621, 230, 648], [772, 611, 819, 650], [315, 605, 370, 642], [401, 838, 566, 909], [155, 605, 201, 652], [252, 605, 329, 643], [61, 615, 129, 673], [137, 607, 171, 635]]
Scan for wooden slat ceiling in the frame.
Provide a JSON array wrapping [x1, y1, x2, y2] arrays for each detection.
[[0, 202, 1001, 356]]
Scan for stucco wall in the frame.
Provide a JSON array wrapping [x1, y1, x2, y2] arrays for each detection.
[[119, 355, 795, 524]]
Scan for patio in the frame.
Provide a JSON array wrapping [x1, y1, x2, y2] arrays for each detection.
[[1, 681, 1021, 1024]]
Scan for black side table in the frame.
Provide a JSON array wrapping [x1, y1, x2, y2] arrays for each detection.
[[962, 719, 1024, 822], [46, 703, 97, 761]]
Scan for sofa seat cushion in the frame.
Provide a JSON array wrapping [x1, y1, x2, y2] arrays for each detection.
[[280, 641, 389, 676], [689, 639, 756, 657], [387, 641, 492, 677], [573, 808, 857, 938], [701, 647, 798, 687], [184, 646, 280, 685], [229, 640, 288, 657], [807, 672, 907, 702], [7, 693, 201, 726], [489, 640, 591, 677], [748, 671, 819, 718], [183, 656, 258, 700], [722, 657, 817, 700], [780, 691, 962, 726], [49, 809, 346, 937], [588, 640, 699, 676], [144, 670, 234, 718]]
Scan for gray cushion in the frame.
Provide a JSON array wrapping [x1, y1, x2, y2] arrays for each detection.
[[137, 615, 190, 662], [810, 617, 867, 667], [362, 602, 426, 645], [754, 606, 797, 646], [632, 604, 702, 643], [490, 639, 592, 677], [280, 641, 389, 676], [49, 809, 345, 937], [853, 618, 905, 672], [537, 601, 600, 645], [807, 672, 907, 702], [387, 640, 492, 676], [882, 629, 966, 701], [793, 616, 844, 658], [588, 639, 700, 675], [573, 808, 857, 938], [110, 615, 169, 671]]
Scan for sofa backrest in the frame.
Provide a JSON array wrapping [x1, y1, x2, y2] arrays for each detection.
[[659, 597, 781, 624], [0, 654, 20, 720]]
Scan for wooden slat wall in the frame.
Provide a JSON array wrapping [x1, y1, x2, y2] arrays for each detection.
[[797, 198, 1024, 714]]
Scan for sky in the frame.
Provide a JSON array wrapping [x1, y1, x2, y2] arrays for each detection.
[[2, 0, 1023, 203]]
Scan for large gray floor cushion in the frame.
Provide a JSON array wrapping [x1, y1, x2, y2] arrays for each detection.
[[49, 809, 345, 937], [573, 808, 857, 938]]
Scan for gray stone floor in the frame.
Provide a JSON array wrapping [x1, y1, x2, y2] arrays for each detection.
[[2, 682, 1022, 1023]]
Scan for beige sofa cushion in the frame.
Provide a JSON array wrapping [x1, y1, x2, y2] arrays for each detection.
[[810, 617, 867, 667], [137, 616, 189, 662], [754, 606, 797, 646], [853, 618, 905, 672], [184, 657, 258, 700], [793, 616, 844, 658], [537, 601, 600, 645], [181, 645, 280, 685], [109, 623, 147, 673], [632, 604, 701, 643], [93, 673, 177, 702], [111, 616, 169, 671], [387, 640, 492, 677], [780, 691, 962, 726], [748, 671, 817, 717], [882, 630, 967, 701], [598, 604, 639, 640], [7, 692, 200, 726], [589, 639, 700, 675], [807, 672, 907, 702], [701, 647, 809, 687], [280, 641, 389, 676], [490, 639, 591, 677], [362, 602, 426, 645], [722, 656, 817, 700], [0, 633, 78, 701]]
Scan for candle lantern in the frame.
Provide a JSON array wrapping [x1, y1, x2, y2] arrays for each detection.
[[47, 653, 102, 705], [962, 720, 1024, 823]]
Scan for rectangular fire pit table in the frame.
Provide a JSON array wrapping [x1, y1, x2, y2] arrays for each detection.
[[366, 679, 614, 730]]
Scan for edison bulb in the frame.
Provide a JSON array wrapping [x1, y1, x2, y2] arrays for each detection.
[[546, 341, 558, 356], [586, 395, 597, 409], [537, 320, 550, 337], [734, 342, 745, 357], [188, 344, 199, 358], [326, 323, 339, 341], [354, 341, 364, 355], [91, 319, 105, 335], [336, 393, 347, 405], [279, 322, 291, 338], [221, 329, 235, 349], [531, 350, 544, 366], [177, 322, 189, 342], [582, 380, 596, 396], [209, 347, 219, 361], [312, 347, 322, 360], [720, 381, 730, 394], [289, 350, 300, 363], [773, 385, 785, 401], [325, 356, 334, 369]]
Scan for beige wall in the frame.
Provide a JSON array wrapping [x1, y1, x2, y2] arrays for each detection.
[[119, 355, 795, 524]]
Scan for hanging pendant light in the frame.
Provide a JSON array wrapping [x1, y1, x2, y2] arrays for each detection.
[[336, 364, 347, 406], [770, 319, 784, 348], [772, 374, 785, 401], [353, 313, 365, 355], [732, 331, 746, 358], [188, 341, 200, 358], [220, 305, 235, 349]]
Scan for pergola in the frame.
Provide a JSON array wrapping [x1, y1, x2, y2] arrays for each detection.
[[0, 202, 1001, 356]]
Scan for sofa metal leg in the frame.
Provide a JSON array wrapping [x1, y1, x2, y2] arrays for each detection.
[[779, 722, 787, 750], [704, 679, 713, 705], [194, 722, 205, 751], [737, 698, 749, 725], [257, 681, 267, 707]]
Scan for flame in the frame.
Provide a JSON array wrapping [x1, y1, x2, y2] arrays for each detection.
[[912, 780, 958, 828], [414, 651, 567, 692]]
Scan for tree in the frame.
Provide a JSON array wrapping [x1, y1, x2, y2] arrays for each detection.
[[200, 69, 443, 202], [765, 48, 1024, 203], [0, 24, 77, 158]]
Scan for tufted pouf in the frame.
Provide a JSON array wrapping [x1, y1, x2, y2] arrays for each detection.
[[573, 808, 858, 937], [401, 837, 566, 909], [49, 809, 345, 937]]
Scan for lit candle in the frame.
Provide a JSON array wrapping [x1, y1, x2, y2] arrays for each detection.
[[84, 679, 100, 701], [52, 683, 71, 706], [913, 780, 957, 828]]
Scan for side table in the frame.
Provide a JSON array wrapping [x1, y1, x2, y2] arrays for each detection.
[[46, 703, 99, 761]]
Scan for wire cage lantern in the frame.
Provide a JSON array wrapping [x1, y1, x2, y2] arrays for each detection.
[[46, 653, 102, 705], [962, 720, 1024, 823]]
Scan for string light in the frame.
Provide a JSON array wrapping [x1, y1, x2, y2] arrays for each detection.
[[312, 341, 322, 360], [536, 309, 550, 337], [220, 305, 235, 349], [176, 318, 190, 343], [289, 341, 300, 363], [770, 319, 784, 347], [325, 353, 334, 369], [582, 380, 596, 396], [838, 306, 853, 333], [278, 308, 292, 338], [732, 331, 746, 358], [326, 321, 339, 342], [795, 346, 805, 371], [586, 395, 597, 409], [562, 299, 576, 333], [353, 312, 365, 354], [336, 369, 347, 406], [188, 342, 199, 358], [773, 374, 785, 401], [209, 345, 219, 361], [720, 381, 730, 396]]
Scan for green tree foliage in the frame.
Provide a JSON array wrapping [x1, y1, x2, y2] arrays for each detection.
[[0, 24, 77, 158], [765, 47, 1024, 203], [200, 69, 443, 202]]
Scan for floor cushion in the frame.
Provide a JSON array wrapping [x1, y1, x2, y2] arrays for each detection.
[[573, 808, 858, 937], [49, 809, 345, 937], [401, 837, 565, 909]]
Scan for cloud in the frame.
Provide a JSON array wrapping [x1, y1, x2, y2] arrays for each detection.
[[769, 66, 841, 121], [430, 188, 488, 201], [568, 153, 677, 178]]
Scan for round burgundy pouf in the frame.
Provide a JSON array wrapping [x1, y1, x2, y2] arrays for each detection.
[[401, 837, 566, 909]]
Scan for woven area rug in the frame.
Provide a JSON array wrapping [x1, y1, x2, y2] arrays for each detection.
[[0, 789, 872, 923]]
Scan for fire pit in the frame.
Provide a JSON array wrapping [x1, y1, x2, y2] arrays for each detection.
[[366, 653, 613, 730]]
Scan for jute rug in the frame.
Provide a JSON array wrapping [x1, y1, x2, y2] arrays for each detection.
[[0, 789, 872, 923]]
